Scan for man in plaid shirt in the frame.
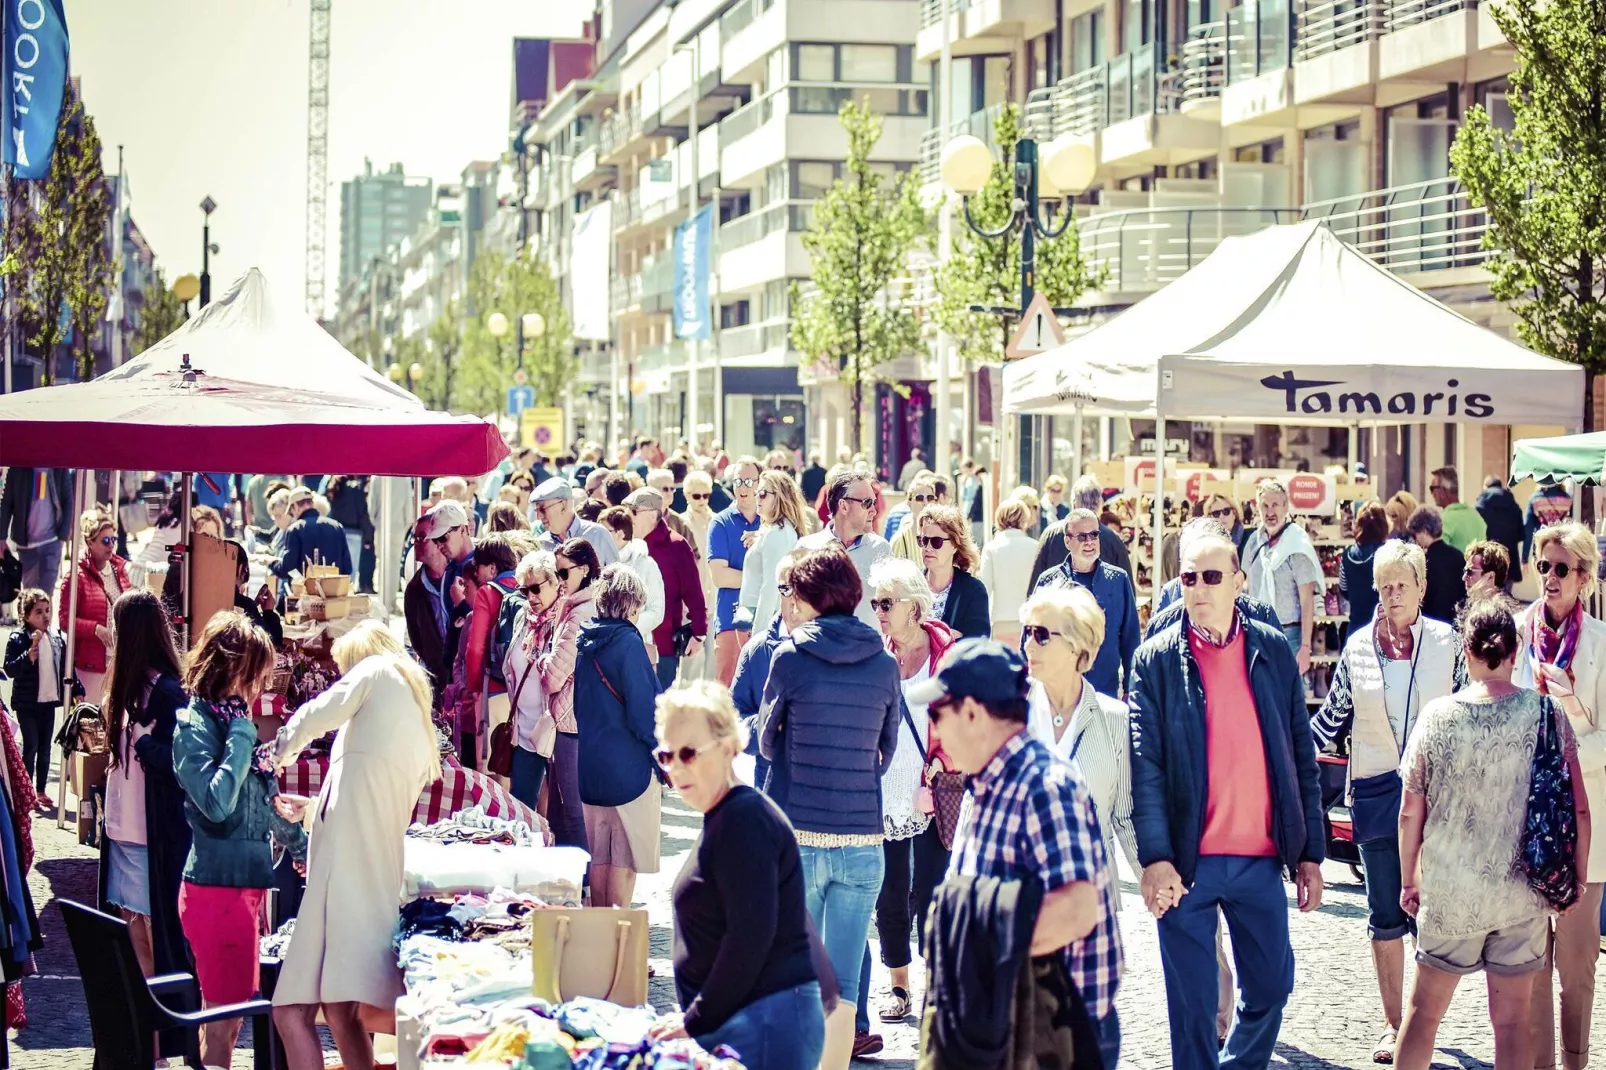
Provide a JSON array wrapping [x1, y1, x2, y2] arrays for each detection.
[[911, 639, 1124, 1066]]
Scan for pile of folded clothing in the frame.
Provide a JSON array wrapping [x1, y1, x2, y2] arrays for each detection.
[[407, 805, 540, 847]]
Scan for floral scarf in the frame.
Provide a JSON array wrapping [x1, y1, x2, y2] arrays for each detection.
[[1530, 600, 1585, 696], [202, 695, 278, 781]]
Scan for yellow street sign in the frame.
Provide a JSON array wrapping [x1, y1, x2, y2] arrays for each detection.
[[520, 406, 565, 451]]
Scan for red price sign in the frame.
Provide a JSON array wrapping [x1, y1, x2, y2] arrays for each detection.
[[1287, 473, 1328, 512]]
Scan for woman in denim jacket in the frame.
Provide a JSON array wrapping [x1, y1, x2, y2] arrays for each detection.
[[173, 610, 306, 1070]]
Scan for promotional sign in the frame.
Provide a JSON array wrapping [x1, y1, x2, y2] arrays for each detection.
[[506, 384, 535, 417], [672, 203, 713, 340], [1286, 472, 1337, 515], [519, 406, 564, 451], [571, 201, 612, 342], [1, 0, 69, 179], [1123, 456, 1178, 493], [1182, 469, 1232, 503]]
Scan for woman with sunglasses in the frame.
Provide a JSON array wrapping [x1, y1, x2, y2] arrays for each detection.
[[737, 471, 809, 636], [536, 538, 602, 849], [60, 509, 132, 704], [1341, 502, 1390, 639], [919, 504, 990, 641], [1312, 539, 1465, 1064], [648, 681, 826, 1068], [1460, 540, 1510, 604], [1161, 495, 1247, 585], [1515, 521, 1606, 1070], [503, 551, 563, 809], [889, 476, 940, 564]]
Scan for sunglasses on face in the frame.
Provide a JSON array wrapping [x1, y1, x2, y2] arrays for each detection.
[[1180, 570, 1228, 587], [1208, 508, 1234, 520], [777, 582, 793, 596], [1023, 625, 1065, 645], [911, 494, 933, 503], [556, 567, 578, 582], [870, 597, 907, 613], [731, 478, 758, 488], [757, 490, 772, 500], [1462, 566, 1483, 581], [1537, 559, 1577, 579], [1067, 530, 1101, 545], [689, 493, 709, 501], [915, 535, 949, 550], [98, 536, 117, 547], [656, 742, 717, 768], [522, 579, 549, 596], [841, 495, 876, 510]]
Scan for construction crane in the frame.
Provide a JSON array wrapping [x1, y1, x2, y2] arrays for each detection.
[[304, 0, 331, 318]]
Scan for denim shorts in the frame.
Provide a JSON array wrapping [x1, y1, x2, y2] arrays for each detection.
[[106, 839, 151, 916], [1418, 916, 1549, 976], [1358, 837, 1415, 941]]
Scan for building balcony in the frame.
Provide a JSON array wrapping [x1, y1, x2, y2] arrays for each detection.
[[1220, 0, 1296, 128], [1047, 45, 1218, 170], [1377, 0, 1489, 98], [1293, 0, 1385, 108], [720, 81, 929, 189], [1077, 200, 1301, 299], [719, 319, 797, 367], [718, 200, 815, 290], [571, 143, 616, 192], [610, 273, 642, 315], [1302, 176, 1489, 277], [720, 0, 783, 84], [915, 0, 1056, 63], [598, 106, 644, 164], [613, 187, 642, 233], [1179, 22, 1227, 119], [640, 256, 675, 314], [724, 0, 922, 85]]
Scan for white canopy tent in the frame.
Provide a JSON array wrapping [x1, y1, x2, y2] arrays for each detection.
[[1002, 220, 1585, 557]]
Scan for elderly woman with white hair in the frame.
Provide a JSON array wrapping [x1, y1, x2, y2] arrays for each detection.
[[1518, 521, 1606, 1070], [1312, 539, 1465, 1065], [1019, 585, 1138, 874], [863, 557, 959, 1023]]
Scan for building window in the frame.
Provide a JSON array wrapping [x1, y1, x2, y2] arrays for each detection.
[[841, 44, 898, 83], [793, 161, 838, 199], [795, 43, 836, 81], [1026, 31, 1057, 91], [1070, 10, 1105, 73], [1233, 137, 1285, 163]]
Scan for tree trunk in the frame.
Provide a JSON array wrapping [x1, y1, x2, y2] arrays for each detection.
[[1586, 368, 1599, 530], [851, 356, 863, 457]]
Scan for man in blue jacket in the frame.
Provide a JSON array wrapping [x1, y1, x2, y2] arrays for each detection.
[[1034, 508, 1139, 697], [1128, 530, 1325, 1070], [271, 487, 352, 580]]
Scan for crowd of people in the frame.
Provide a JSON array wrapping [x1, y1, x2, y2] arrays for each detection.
[[0, 443, 1602, 1070]]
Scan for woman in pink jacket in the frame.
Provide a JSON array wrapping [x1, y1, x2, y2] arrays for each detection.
[[538, 538, 600, 848]]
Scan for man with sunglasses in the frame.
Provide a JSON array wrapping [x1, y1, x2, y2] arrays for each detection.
[[796, 471, 892, 628], [402, 516, 450, 696], [1128, 533, 1325, 1070], [532, 477, 617, 567], [708, 459, 765, 685], [1146, 518, 1280, 639], [1033, 508, 1139, 698], [1027, 475, 1133, 590]]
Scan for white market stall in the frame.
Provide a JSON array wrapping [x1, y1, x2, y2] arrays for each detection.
[[1003, 220, 1586, 552]]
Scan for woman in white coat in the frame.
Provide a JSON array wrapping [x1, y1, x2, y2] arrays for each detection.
[[268, 621, 440, 1070], [598, 506, 665, 647], [977, 498, 1041, 648], [736, 470, 809, 635], [1517, 522, 1606, 1070]]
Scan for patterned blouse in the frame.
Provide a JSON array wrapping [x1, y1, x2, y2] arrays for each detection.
[[1402, 688, 1567, 938]]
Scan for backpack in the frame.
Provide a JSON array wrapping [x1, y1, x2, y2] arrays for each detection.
[[486, 580, 523, 687]]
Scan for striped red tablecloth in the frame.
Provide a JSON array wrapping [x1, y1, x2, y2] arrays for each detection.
[[278, 757, 539, 829]]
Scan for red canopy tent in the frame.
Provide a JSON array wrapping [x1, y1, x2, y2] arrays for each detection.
[[0, 267, 507, 476]]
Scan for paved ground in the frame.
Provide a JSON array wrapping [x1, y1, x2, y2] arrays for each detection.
[[8, 650, 1606, 1068]]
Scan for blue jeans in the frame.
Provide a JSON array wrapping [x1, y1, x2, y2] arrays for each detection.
[[1096, 1007, 1121, 1069], [798, 844, 884, 1009], [509, 745, 548, 812], [18, 541, 60, 594], [1157, 856, 1294, 1070], [655, 654, 680, 690], [1280, 623, 1303, 657], [697, 981, 825, 1070], [548, 732, 588, 850], [1358, 837, 1415, 941]]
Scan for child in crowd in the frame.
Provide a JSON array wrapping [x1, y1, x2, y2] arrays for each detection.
[[3, 589, 73, 802]]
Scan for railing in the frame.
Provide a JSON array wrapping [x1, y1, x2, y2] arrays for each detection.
[[1385, 0, 1473, 31], [719, 199, 815, 250], [613, 188, 642, 230], [721, 93, 774, 144], [920, 0, 972, 29], [1181, 22, 1228, 105], [599, 107, 642, 157], [1227, 0, 1293, 84], [720, 0, 777, 41], [918, 104, 1008, 186], [640, 256, 675, 298], [610, 273, 641, 312], [1295, 0, 1384, 60], [1022, 88, 1057, 140], [1052, 66, 1110, 137], [719, 319, 794, 360], [1302, 177, 1488, 273], [637, 343, 678, 373], [1078, 205, 1303, 292]]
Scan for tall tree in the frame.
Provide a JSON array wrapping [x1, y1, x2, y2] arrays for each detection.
[[458, 250, 573, 415], [4, 89, 113, 383], [132, 269, 188, 355], [1450, 0, 1606, 433], [790, 98, 932, 454], [932, 105, 1104, 366]]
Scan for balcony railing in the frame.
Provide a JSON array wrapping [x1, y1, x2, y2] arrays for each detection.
[[721, 93, 775, 144], [1384, 0, 1473, 32], [640, 256, 674, 298], [1042, 45, 1182, 139], [719, 320, 794, 360], [1302, 177, 1488, 273], [920, 0, 973, 29], [613, 188, 641, 230], [610, 273, 641, 312], [720, 199, 815, 250], [728, 81, 929, 158], [918, 103, 1009, 186], [599, 107, 642, 157], [1226, 0, 1293, 84], [721, 0, 777, 41], [1295, 0, 1384, 60], [1052, 67, 1110, 137], [1079, 205, 1302, 292], [1181, 22, 1228, 105]]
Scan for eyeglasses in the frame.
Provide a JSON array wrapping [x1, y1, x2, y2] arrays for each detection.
[[1537, 559, 1577, 579], [522, 580, 549, 596], [556, 567, 577, 582], [1180, 570, 1228, 587], [98, 536, 117, 547], [776, 582, 793, 596], [689, 493, 710, 501], [655, 742, 718, 768], [911, 494, 933, 503], [1066, 530, 1101, 545], [870, 597, 907, 613], [1462, 566, 1483, 581], [915, 535, 949, 550], [1208, 508, 1235, 521], [757, 490, 772, 500], [731, 477, 758, 488], [841, 495, 876, 510], [1023, 625, 1065, 645], [927, 700, 953, 726]]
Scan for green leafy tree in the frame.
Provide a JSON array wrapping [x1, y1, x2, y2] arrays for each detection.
[[3, 88, 113, 383], [132, 269, 188, 355], [458, 250, 573, 415], [1451, 0, 1606, 433], [932, 105, 1103, 365], [790, 98, 932, 453]]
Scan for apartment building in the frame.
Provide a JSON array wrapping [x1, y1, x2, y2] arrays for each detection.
[[916, 0, 1530, 490], [338, 160, 435, 292], [525, 0, 930, 464]]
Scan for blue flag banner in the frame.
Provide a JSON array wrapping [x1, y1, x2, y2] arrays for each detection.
[[673, 203, 712, 341], [2, 0, 69, 179]]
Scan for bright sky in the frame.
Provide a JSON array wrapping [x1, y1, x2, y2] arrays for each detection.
[[65, 0, 588, 315]]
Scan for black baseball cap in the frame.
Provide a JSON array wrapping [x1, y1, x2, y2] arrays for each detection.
[[906, 638, 1030, 708]]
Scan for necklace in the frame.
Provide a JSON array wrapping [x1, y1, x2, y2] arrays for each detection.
[[1045, 681, 1086, 729]]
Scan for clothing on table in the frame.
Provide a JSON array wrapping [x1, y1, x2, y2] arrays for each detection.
[[1026, 679, 1138, 871], [1033, 559, 1140, 696], [269, 654, 436, 1008], [1241, 524, 1324, 628]]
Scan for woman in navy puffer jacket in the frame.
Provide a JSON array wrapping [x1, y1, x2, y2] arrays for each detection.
[[759, 545, 901, 1070]]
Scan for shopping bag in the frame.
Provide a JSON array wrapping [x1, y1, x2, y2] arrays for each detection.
[[530, 908, 649, 1006]]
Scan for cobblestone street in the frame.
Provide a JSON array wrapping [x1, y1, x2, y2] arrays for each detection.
[[9, 727, 1606, 1068]]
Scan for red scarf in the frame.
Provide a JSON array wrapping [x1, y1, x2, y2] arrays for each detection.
[[1530, 600, 1585, 695]]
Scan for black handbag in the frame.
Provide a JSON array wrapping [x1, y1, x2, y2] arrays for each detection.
[[1349, 770, 1404, 845], [0, 548, 19, 605]]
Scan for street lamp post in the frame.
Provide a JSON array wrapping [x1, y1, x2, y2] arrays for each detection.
[[388, 360, 424, 392], [199, 196, 218, 307], [488, 310, 545, 371]]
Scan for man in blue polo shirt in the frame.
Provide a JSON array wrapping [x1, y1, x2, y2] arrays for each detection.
[[707, 457, 762, 685]]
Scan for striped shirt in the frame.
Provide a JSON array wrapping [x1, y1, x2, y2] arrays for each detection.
[[949, 731, 1123, 1018]]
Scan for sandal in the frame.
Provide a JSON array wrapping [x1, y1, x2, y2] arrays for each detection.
[[878, 986, 911, 1022], [1373, 1028, 1398, 1064]]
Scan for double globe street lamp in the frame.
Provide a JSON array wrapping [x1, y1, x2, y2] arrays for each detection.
[[388, 361, 425, 392], [486, 310, 546, 371], [938, 128, 1098, 317]]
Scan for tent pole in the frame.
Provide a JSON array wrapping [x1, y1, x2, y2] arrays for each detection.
[[1153, 390, 1166, 591], [180, 475, 194, 650], [57, 469, 88, 830], [1347, 423, 1358, 472], [1071, 404, 1085, 484]]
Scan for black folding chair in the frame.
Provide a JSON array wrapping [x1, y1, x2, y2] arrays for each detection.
[[60, 899, 274, 1070]]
